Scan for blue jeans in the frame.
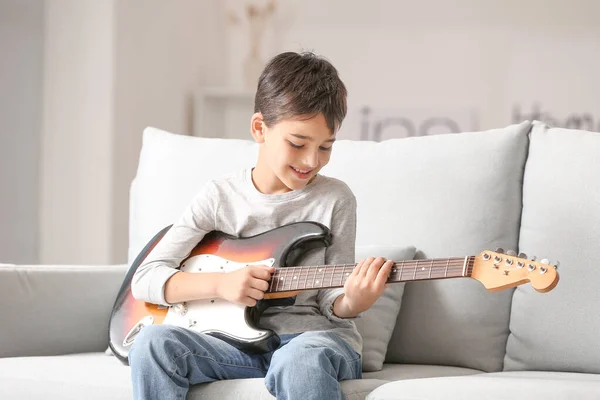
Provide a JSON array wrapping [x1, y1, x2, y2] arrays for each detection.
[[129, 325, 362, 400]]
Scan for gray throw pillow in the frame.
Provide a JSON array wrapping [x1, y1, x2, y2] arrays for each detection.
[[353, 245, 416, 372]]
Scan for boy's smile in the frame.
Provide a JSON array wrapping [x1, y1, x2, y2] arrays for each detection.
[[251, 112, 336, 195]]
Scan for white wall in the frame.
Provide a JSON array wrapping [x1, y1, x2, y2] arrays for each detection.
[[0, 0, 44, 264], [111, 0, 226, 263], [40, 0, 115, 264], [225, 0, 600, 140], [38, 0, 226, 264]]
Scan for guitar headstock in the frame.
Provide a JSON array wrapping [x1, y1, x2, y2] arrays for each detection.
[[471, 249, 559, 293]]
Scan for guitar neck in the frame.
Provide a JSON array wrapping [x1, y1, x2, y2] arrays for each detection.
[[268, 256, 475, 293]]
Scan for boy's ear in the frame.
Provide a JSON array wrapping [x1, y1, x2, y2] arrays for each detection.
[[250, 112, 265, 143]]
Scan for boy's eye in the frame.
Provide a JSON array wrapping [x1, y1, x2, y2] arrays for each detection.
[[319, 146, 332, 151], [288, 141, 303, 149]]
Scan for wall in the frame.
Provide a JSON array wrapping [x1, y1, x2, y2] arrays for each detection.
[[0, 0, 44, 263], [224, 0, 600, 140], [40, 0, 115, 264], [38, 0, 226, 264], [112, 0, 226, 263]]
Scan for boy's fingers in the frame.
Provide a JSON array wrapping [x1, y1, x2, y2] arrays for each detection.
[[247, 287, 265, 301], [376, 260, 394, 285], [251, 278, 269, 292], [251, 266, 274, 280], [366, 257, 386, 280], [359, 257, 375, 277]]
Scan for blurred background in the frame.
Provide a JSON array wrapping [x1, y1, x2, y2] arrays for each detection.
[[1, 0, 599, 266]]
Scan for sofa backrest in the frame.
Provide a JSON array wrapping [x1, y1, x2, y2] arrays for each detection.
[[340, 122, 531, 372], [504, 121, 600, 374], [0, 264, 128, 357]]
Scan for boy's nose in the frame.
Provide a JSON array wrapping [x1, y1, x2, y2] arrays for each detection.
[[303, 152, 319, 168]]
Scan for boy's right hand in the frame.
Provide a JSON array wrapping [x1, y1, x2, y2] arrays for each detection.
[[216, 265, 275, 307]]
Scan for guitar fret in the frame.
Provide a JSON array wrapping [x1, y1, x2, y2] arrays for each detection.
[[291, 267, 297, 290], [330, 265, 335, 288], [413, 260, 418, 280], [400, 261, 404, 281], [303, 265, 309, 289], [269, 268, 275, 292], [296, 266, 302, 290]]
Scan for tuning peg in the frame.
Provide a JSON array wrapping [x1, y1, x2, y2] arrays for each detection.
[[495, 247, 504, 254], [553, 261, 560, 270], [530, 255, 537, 261], [506, 250, 517, 256], [540, 258, 550, 265], [518, 252, 527, 259]]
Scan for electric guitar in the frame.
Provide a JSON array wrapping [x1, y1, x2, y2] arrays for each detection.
[[108, 221, 559, 364]]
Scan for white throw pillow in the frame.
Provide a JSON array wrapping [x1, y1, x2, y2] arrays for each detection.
[[129, 127, 258, 264], [353, 244, 416, 372]]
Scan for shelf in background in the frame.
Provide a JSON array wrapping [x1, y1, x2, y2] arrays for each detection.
[[193, 87, 256, 140]]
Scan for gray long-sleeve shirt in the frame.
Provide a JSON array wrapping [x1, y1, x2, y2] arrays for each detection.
[[131, 168, 362, 354]]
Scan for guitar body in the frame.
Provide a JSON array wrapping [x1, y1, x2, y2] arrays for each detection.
[[109, 222, 332, 364]]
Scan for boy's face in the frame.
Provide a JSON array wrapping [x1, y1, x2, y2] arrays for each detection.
[[251, 112, 335, 194]]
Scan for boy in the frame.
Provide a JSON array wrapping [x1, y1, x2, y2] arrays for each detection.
[[129, 51, 393, 400]]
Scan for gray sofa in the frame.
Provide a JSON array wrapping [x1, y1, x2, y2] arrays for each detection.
[[1, 120, 599, 399]]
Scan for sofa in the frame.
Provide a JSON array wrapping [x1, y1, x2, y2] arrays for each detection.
[[1, 120, 599, 400]]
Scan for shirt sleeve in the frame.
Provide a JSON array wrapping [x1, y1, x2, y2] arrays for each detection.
[[317, 189, 357, 321], [131, 181, 217, 306]]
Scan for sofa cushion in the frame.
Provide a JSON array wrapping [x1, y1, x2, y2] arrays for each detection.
[[362, 363, 482, 381], [360, 121, 530, 372], [128, 127, 258, 263], [0, 353, 133, 400], [193, 378, 388, 400], [354, 245, 416, 372], [366, 371, 600, 400], [0, 352, 386, 400], [505, 121, 600, 374], [130, 122, 531, 373], [0, 264, 128, 358]]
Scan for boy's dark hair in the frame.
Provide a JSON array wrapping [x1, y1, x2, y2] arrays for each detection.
[[254, 51, 347, 134]]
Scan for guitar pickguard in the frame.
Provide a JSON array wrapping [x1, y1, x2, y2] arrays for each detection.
[[162, 254, 275, 341]]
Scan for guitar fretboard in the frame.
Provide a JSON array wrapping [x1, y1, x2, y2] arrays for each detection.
[[268, 257, 474, 293]]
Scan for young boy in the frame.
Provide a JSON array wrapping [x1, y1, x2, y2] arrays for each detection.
[[129, 51, 393, 400]]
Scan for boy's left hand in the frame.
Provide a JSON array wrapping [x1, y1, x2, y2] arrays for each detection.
[[334, 257, 394, 318]]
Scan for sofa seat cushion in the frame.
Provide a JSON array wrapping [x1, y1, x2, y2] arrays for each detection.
[[366, 371, 600, 400], [362, 363, 482, 381], [0, 353, 133, 400], [195, 378, 388, 400], [0, 352, 387, 400]]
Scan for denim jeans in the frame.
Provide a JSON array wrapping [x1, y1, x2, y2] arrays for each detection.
[[129, 325, 362, 400]]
